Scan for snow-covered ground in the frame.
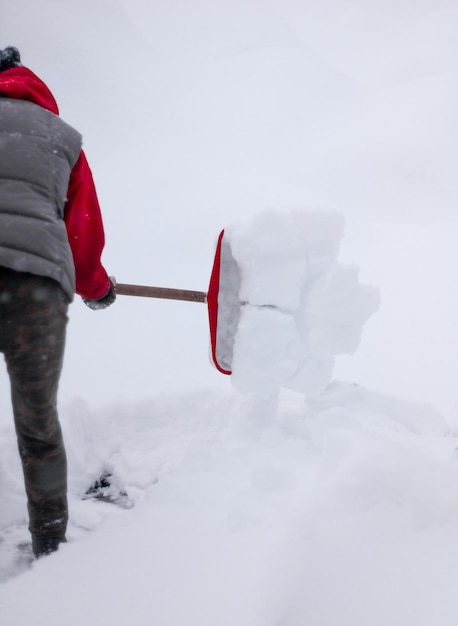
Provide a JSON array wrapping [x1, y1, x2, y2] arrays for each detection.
[[1, 1, 458, 624]]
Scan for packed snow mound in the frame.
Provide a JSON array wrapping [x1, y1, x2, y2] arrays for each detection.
[[0, 382, 453, 625], [224, 208, 380, 395]]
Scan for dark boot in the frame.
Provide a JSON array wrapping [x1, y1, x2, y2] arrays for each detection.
[[32, 536, 67, 559]]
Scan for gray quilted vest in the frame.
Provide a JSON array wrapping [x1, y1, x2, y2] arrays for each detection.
[[0, 97, 82, 300]]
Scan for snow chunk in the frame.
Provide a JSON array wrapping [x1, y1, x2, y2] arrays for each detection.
[[225, 208, 379, 396]]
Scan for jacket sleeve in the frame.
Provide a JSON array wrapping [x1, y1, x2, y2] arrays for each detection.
[[64, 150, 111, 299]]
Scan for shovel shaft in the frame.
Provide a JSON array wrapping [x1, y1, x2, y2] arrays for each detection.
[[116, 283, 207, 304]]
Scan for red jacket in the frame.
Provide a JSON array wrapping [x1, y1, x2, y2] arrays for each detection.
[[0, 66, 110, 299]]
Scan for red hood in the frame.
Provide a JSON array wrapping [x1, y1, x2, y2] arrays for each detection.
[[0, 66, 59, 114]]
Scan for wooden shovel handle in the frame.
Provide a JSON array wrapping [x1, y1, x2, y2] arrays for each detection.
[[116, 282, 207, 304]]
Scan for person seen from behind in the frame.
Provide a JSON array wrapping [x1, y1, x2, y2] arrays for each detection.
[[0, 46, 115, 558]]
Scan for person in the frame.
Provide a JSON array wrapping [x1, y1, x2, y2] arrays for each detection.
[[0, 47, 116, 558]]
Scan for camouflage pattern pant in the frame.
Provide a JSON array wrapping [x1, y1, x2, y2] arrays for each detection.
[[0, 267, 69, 539]]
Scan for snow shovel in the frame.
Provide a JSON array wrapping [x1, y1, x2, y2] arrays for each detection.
[[116, 231, 239, 376]]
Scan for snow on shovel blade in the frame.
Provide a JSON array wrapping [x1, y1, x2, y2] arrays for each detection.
[[115, 229, 240, 376], [207, 230, 240, 375]]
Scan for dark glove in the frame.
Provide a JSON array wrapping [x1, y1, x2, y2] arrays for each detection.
[[82, 279, 116, 310]]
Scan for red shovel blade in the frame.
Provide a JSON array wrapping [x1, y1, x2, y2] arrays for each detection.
[[207, 230, 241, 375], [116, 229, 241, 377]]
